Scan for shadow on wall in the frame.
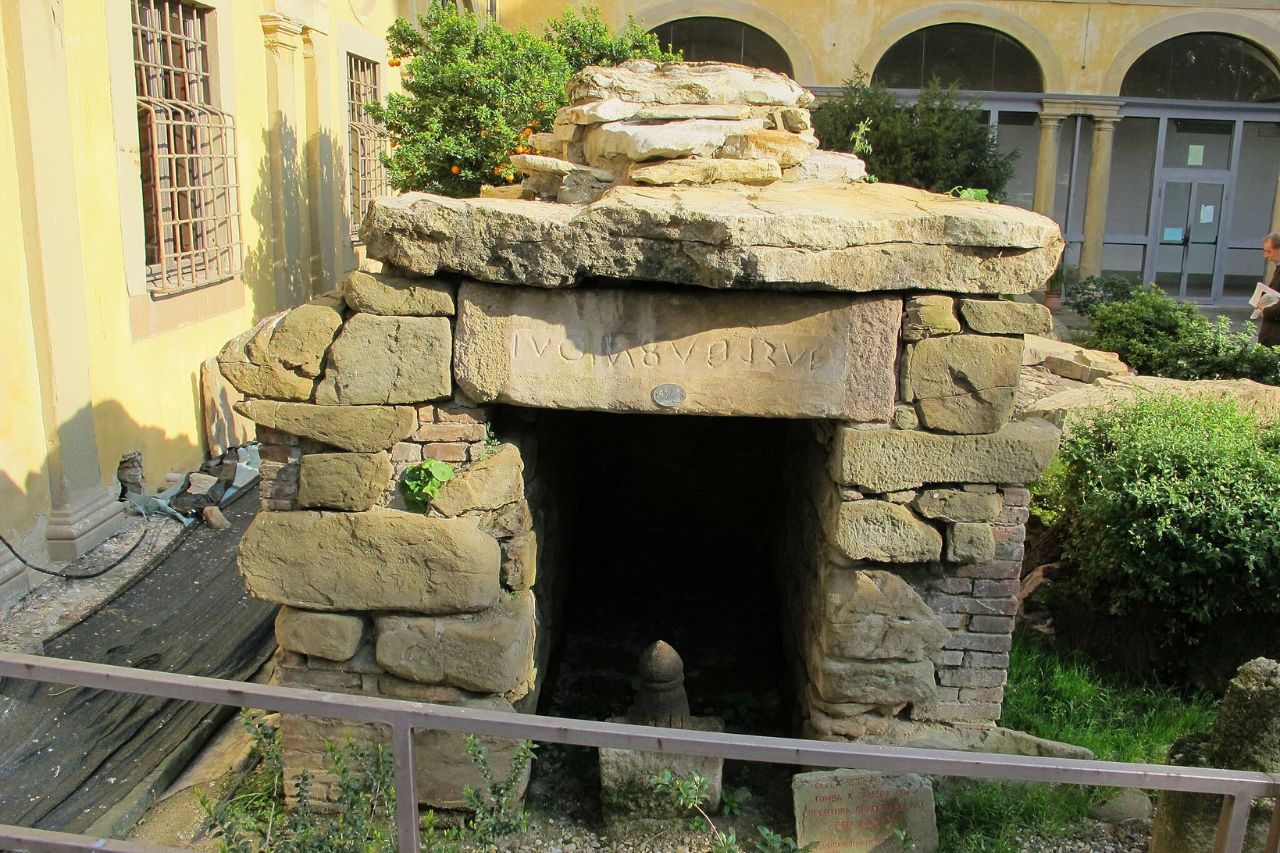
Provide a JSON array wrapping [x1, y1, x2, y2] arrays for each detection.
[[241, 120, 353, 317], [0, 400, 202, 568]]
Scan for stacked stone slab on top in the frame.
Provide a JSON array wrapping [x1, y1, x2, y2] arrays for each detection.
[[222, 60, 1073, 810]]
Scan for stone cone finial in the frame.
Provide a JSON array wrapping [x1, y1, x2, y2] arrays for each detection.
[[626, 640, 692, 728]]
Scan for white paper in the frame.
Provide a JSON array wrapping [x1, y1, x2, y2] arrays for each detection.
[[1198, 204, 1214, 224], [1249, 281, 1280, 319]]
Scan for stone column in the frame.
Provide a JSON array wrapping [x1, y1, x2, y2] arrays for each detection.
[[3, 0, 124, 565], [1032, 111, 1066, 219], [262, 13, 310, 307], [1079, 103, 1124, 280]]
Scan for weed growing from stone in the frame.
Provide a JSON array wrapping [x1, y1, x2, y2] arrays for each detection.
[[200, 714, 537, 852], [652, 769, 815, 853], [400, 459, 455, 511]]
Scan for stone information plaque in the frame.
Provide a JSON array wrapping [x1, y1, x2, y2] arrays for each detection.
[[454, 283, 900, 420], [792, 769, 938, 852]]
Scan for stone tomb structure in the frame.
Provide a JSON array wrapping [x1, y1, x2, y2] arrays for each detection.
[[223, 61, 1067, 810]]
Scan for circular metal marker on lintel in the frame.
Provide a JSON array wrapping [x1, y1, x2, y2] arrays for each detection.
[[651, 383, 686, 408]]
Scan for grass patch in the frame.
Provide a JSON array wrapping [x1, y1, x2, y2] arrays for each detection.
[[936, 632, 1218, 851]]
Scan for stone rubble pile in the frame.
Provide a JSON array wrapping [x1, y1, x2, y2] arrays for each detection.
[[503, 59, 865, 204]]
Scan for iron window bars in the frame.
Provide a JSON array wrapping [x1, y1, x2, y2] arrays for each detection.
[[132, 0, 242, 294], [347, 53, 389, 239]]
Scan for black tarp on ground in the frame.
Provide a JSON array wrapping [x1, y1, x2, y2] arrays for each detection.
[[0, 484, 276, 834]]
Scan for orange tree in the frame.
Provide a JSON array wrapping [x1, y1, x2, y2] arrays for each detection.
[[366, 5, 677, 197]]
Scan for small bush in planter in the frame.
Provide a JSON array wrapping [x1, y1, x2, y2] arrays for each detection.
[[1047, 394, 1280, 682]]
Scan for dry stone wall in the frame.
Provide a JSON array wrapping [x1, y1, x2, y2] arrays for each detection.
[[222, 60, 1066, 808]]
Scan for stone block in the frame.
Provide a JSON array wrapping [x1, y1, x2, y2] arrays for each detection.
[[297, 451, 392, 511], [412, 423, 488, 443], [566, 59, 814, 108], [218, 304, 343, 400], [946, 522, 995, 564], [238, 509, 500, 613], [818, 568, 949, 661], [913, 489, 1001, 523], [830, 419, 1060, 493], [316, 314, 452, 405], [455, 283, 900, 421], [793, 770, 938, 853], [808, 643, 938, 706], [828, 500, 942, 564], [235, 400, 417, 453], [628, 156, 781, 186], [583, 117, 766, 163], [421, 442, 470, 463], [902, 335, 1021, 434], [718, 128, 816, 167], [363, 183, 1063, 295], [374, 591, 535, 695], [342, 269, 456, 317], [902, 295, 960, 342], [968, 615, 1016, 633], [431, 444, 524, 517], [959, 298, 1052, 335], [780, 150, 866, 184], [599, 717, 724, 822], [938, 668, 1007, 688], [502, 533, 538, 591], [274, 607, 365, 661], [943, 632, 1012, 652]]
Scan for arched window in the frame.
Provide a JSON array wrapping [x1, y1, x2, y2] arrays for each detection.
[[649, 18, 793, 78], [1121, 34, 1280, 102], [873, 24, 1043, 93]]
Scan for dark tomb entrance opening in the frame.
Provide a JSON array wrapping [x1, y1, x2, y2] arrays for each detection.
[[495, 406, 809, 823]]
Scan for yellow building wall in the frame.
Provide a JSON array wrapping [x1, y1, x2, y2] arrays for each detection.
[[499, 0, 1280, 93], [0, 6, 52, 556], [1, 0, 405, 579]]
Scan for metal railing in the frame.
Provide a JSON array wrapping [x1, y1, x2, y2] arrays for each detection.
[[1, 650, 1278, 853]]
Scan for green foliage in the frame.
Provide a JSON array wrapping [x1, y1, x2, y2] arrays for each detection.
[[1075, 285, 1280, 384], [202, 715, 537, 853], [947, 186, 992, 203], [368, 5, 676, 197], [1062, 273, 1141, 317], [459, 735, 536, 845], [652, 770, 815, 853], [812, 74, 1017, 198], [400, 458, 455, 510], [720, 786, 743, 816], [542, 6, 678, 73], [937, 632, 1216, 850], [1074, 285, 1207, 375], [1027, 456, 1068, 526], [1052, 394, 1280, 637]]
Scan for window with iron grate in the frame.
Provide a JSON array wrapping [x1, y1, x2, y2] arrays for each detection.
[[132, 0, 242, 294], [347, 53, 389, 239]]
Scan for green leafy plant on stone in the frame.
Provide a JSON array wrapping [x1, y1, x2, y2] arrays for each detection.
[[893, 828, 917, 850], [400, 459, 455, 511], [367, 5, 677, 197], [652, 770, 816, 853], [947, 186, 992, 203], [812, 72, 1016, 199], [720, 787, 743, 816]]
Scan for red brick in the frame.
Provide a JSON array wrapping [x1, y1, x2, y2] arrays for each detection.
[[965, 651, 1010, 669], [938, 668, 1007, 688], [943, 632, 1012, 652], [1000, 487, 1031, 507], [969, 615, 1015, 633]]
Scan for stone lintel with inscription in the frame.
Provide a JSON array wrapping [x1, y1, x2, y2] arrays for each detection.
[[453, 283, 900, 420]]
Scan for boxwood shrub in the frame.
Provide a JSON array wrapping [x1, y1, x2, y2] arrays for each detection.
[[1050, 394, 1280, 653]]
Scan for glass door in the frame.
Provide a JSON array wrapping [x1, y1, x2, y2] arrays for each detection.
[[1154, 179, 1226, 300]]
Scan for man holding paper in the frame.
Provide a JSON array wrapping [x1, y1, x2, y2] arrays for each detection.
[[1253, 233, 1280, 346]]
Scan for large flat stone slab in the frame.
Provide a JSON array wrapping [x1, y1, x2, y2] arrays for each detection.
[[238, 509, 500, 614], [454, 283, 900, 420], [364, 182, 1063, 295], [235, 400, 416, 452], [567, 59, 814, 107], [830, 420, 1060, 493]]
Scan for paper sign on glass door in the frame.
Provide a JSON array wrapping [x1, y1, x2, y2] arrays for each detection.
[[1187, 145, 1205, 166], [1199, 205, 1215, 224]]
